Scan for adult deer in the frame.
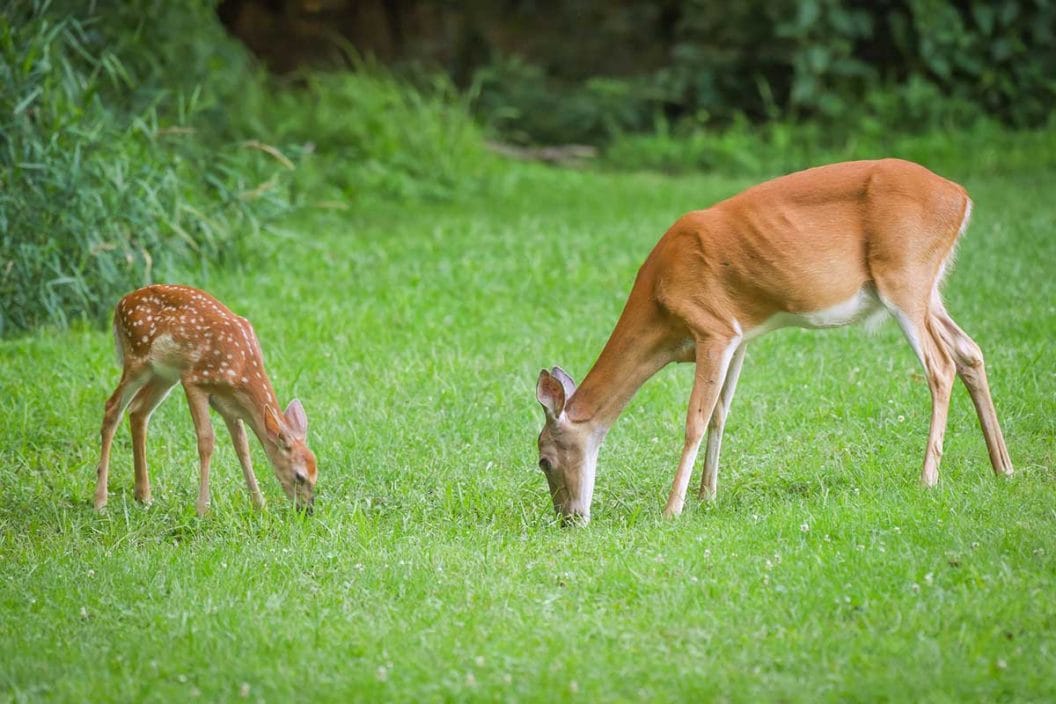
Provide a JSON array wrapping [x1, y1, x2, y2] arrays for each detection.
[[95, 285, 316, 514], [535, 159, 1012, 524]]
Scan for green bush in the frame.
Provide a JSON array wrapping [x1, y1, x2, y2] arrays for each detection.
[[468, 0, 1056, 145], [1, 2, 491, 336], [261, 68, 490, 202], [470, 56, 661, 146], [0, 0, 297, 336]]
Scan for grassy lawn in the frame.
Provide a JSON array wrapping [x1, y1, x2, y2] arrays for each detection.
[[1, 160, 1054, 702]]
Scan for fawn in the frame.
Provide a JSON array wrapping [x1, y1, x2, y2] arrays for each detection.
[[95, 284, 317, 514], [535, 159, 1012, 524]]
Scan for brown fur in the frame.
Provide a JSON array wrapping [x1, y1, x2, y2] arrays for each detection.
[[95, 284, 316, 514], [538, 159, 1012, 522]]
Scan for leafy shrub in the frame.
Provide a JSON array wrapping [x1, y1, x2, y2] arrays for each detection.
[[260, 68, 490, 202], [0, 0, 297, 336], [470, 56, 661, 146], [467, 0, 1056, 145]]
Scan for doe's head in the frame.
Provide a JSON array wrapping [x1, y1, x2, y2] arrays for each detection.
[[536, 367, 600, 526], [264, 399, 317, 512]]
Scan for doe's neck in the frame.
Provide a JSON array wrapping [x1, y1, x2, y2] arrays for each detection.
[[565, 290, 674, 430]]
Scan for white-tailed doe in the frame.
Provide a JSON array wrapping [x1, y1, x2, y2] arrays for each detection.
[[95, 284, 317, 514], [535, 159, 1012, 524]]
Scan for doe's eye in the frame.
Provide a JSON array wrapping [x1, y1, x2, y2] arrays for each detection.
[[538, 458, 553, 473]]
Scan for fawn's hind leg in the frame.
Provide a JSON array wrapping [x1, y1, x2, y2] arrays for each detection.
[[184, 384, 215, 516], [128, 377, 177, 505], [95, 366, 150, 510]]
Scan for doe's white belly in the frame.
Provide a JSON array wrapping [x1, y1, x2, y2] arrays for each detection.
[[744, 287, 887, 340]]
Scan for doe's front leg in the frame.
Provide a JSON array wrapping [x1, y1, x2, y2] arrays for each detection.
[[699, 342, 747, 501], [664, 337, 738, 517]]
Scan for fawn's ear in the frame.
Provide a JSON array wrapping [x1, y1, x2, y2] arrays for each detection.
[[536, 369, 566, 419], [284, 399, 308, 440], [264, 405, 285, 442]]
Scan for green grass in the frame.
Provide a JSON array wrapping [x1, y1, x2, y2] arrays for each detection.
[[1, 159, 1054, 702]]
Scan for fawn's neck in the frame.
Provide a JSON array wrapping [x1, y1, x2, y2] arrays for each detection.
[[238, 379, 284, 461]]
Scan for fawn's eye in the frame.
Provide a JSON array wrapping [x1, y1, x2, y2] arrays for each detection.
[[539, 458, 553, 473]]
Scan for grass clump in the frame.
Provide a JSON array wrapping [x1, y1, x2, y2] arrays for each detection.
[[604, 115, 1056, 178]]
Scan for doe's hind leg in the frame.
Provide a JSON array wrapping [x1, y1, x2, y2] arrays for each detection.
[[930, 298, 1013, 476], [885, 300, 955, 487]]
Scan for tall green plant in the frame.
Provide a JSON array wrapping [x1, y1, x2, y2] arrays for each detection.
[[0, 1, 295, 335]]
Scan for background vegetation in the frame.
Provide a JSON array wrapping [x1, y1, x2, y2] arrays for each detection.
[[0, 1, 290, 334], [0, 0, 485, 335], [4, 0, 1055, 336], [218, 0, 1056, 144]]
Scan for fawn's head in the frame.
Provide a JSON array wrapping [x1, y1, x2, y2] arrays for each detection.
[[264, 400, 317, 511], [535, 367, 600, 526]]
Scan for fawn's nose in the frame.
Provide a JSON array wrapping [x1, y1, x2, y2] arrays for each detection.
[[295, 493, 315, 515]]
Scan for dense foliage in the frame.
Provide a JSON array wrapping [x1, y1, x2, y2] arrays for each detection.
[[0, 1, 484, 336], [4, 0, 1053, 335], [464, 0, 1056, 144], [0, 0, 295, 335]]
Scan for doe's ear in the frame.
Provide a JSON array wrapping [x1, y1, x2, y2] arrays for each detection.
[[550, 366, 577, 401], [536, 369, 566, 418], [284, 399, 308, 440], [264, 405, 285, 442]]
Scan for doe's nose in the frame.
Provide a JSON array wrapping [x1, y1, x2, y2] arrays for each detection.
[[559, 510, 590, 528]]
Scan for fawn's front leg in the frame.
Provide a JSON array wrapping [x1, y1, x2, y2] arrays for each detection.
[[223, 415, 265, 509], [184, 384, 215, 516]]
